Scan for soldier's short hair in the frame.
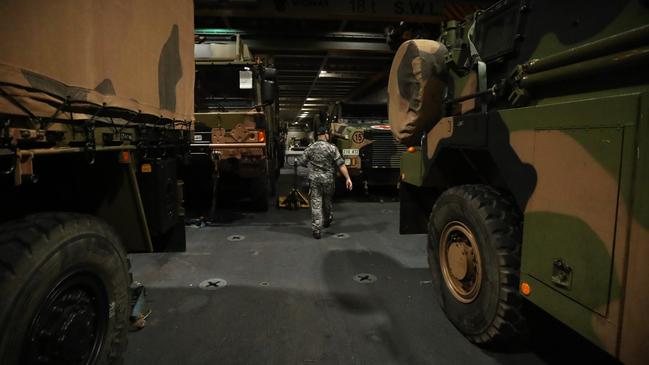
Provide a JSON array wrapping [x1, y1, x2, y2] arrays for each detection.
[[316, 127, 328, 135]]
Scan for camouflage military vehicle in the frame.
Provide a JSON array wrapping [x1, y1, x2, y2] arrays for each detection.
[[329, 102, 406, 190], [190, 33, 279, 211], [389, 0, 649, 363], [0, 0, 193, 363]]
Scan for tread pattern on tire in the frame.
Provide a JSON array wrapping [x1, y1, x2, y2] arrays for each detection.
[[431, 184, 527, 346], [0, 212, 129, 365]]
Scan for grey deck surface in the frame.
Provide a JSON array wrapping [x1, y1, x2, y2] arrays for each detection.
[[124, 197, 616, 365]]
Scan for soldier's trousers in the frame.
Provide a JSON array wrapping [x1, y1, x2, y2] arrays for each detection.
[[309, 179, 334, 232]]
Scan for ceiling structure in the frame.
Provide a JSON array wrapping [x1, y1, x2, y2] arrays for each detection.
[[195, 0, 487, 122]]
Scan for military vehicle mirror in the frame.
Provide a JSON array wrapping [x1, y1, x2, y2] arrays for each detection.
[[263, 67, 277, 80], [262, 80, 276, 104], [475, 0, 524, 62]]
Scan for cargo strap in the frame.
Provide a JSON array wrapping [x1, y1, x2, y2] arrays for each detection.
[[467, 17, 488, 112]]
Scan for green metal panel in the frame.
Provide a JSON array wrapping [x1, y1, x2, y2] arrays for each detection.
[[523, 212, 619, 315], [522, 127, 623, 315], [334, 134, 353, 150], [501, 93, 639, 132], [400, 149, 424, 186], [525, 93, 642, 212], [521, 273, 607, 350]]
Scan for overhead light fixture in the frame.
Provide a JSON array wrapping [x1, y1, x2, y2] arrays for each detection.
[[194, 28, 245, 35], [318, 71, 354, 78]]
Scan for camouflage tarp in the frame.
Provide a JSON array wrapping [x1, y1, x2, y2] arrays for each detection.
[[388, 39, 447, 146], [0, 0, 194, 122]]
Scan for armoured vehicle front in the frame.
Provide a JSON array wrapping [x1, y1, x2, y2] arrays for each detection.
[[389, 1, 649, 364], [329, 102, 406, 191]]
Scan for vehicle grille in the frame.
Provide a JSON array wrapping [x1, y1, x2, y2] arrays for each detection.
[[369, 131, 407, 168]]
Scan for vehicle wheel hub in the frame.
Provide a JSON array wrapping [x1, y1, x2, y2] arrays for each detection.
[[23, 273, 107, 365], [439, 221, 482, 303], [447, 242, 469, 280]]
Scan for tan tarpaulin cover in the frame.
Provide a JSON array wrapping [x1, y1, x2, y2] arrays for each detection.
[[0, 0, 194, 122], [388, 39, 447, 146]]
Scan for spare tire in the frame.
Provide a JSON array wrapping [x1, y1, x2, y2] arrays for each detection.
[[388, 39, 448, 146]]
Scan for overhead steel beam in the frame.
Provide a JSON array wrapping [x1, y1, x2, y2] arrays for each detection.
[[280, 104, 329, 108], [245, 39, 391, 53], [278, 70, 320, 74], [278, 81, 319, 85], [317, 71, 370, 79], [279, 77, 365, 83], [195, 0, 443, 23], [275, 68, 323, 73], [299, 92, 348, 96], [280, 100, 330, 104], [279, 97, 310, 101], [196, 29, 386, 41], [280, 81, 362, 86], [275, 54, 392, 61], [277, 78, 319, 82], [345, 69, 389, 101], [291, 52, 329, 121], [280, 85, 354, 90]]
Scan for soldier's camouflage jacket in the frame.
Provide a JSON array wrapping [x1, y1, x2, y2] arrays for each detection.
[[298, 140, 344, 184]]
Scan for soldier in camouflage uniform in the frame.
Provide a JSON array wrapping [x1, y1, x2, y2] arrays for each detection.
[[299, 127, 353, 239]]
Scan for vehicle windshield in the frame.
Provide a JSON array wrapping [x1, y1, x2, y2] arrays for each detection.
[[195, 64, 255, 111]]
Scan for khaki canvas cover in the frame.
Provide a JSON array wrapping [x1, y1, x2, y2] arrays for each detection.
[[388, 40, 447, 146], [0, 0, 194, 122]]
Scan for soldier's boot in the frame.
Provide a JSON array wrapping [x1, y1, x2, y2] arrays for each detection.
[[324, 215, 333, 228], [313, 230, 321, 239]]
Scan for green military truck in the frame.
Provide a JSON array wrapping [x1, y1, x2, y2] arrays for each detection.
[[190, 33, 279, 212], [329, 102, 406, 191], [389, 0, 648, 363], [0, 1, 194, 363]]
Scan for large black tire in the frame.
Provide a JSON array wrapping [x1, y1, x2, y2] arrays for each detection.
[[427, 185, 527, 346], [0, 213, 130, 365]]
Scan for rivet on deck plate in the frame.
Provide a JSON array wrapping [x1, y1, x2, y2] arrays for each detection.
[[199, 278, 228, 290], [353, 273, 377, 284]]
